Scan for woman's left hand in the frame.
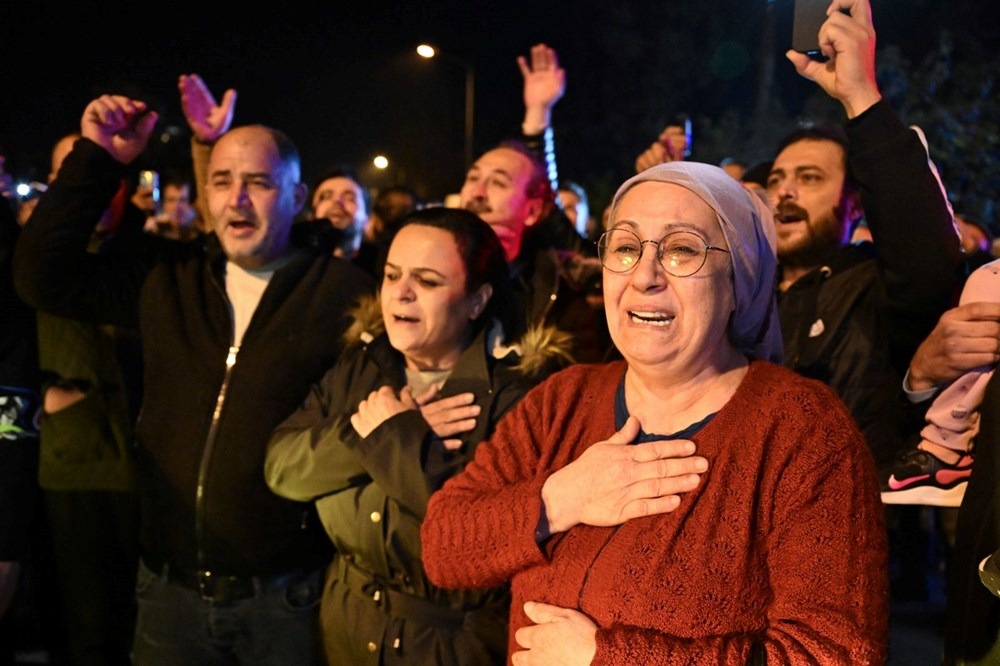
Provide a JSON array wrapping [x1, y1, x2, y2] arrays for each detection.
[[350, 385, 416, 438], [512, 601, 597, 666], [413, 385, 481, 450]]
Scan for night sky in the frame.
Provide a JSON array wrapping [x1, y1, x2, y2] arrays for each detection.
[[1, 0, 992, 205]]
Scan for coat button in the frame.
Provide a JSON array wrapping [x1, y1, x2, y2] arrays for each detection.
[[367, 641, 377, 652], [370, 511, 382, 523]]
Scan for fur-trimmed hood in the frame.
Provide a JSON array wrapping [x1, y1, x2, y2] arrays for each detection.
[[342, 294, 576, 382]]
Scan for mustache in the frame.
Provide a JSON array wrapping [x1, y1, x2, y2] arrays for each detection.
[[775, 202, 809, 223], [464, 200, 490, 214]]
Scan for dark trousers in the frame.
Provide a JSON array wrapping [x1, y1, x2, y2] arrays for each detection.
[[42, 489, 139, 666], [132, 560, 324, 665]]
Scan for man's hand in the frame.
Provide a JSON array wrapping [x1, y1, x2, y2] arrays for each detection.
[[512, 602, 597, 666], [785, 0, 881, 119], [519, 43, 566, 134], [413, 386, 480, 450], [81, 95, 158, 164], [908, 301, 1000, 391], [350, 385, 415, 438], [178, 74, 237, 143], [540, 416, 708, 534]]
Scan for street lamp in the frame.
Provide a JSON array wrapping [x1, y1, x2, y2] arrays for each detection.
[[416, 43, 475, 168]]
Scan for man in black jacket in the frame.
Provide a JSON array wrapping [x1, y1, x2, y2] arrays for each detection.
[[768, 0, 966, 606], [14, 94, 375, 664], [768, 0, 965, 468]]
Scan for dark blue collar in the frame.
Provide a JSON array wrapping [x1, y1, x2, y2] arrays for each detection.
[[614, 375, 715, 443]]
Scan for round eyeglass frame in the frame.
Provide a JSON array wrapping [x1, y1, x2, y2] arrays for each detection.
[[596, 227, 731, 277]]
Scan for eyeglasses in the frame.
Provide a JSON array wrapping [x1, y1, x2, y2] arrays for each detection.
[[597, 227, 730, 277]]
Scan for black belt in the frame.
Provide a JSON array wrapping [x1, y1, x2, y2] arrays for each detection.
[[334, 554, 465, 626], [142, 555, 311, 604]]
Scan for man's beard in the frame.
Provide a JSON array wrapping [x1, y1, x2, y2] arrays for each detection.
[[776, 205, 846, 270]]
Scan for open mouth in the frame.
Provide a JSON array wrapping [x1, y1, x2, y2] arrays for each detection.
[[629, 310, 674, 326], [393, 314, 419, 323], [775, 205, 808, 225]]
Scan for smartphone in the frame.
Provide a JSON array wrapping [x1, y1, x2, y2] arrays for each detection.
[[792, 0, 831, 60], [667, 113, 693, 158], [139, 170, 160, 207], [678, 114, 693, 158]]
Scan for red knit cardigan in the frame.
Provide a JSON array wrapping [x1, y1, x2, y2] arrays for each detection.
[[422, 359, 889, 665]]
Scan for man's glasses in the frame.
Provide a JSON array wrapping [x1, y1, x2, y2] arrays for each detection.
[[597, 227, 730, 277]]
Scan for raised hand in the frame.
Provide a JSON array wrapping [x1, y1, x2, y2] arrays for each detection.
[[784, 0, 881, 119], [634, 125, 689, 173], [178, 73, 237, 143], [518, 43, 566, 134], [512, 602, 597, 666], [540, 416, 708, 533], [81, 95, 158, 164]]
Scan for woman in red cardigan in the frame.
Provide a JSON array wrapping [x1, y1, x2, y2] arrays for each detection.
[[421, 161, 889, 665]]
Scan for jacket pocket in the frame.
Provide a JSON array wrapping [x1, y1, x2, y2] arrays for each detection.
[[40, 387, 121, 463]]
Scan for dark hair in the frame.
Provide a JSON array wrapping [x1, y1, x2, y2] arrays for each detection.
[[393, 207, 518, 339], [774, 122, 854, 188], [559, 180, 588, 205], [373, 185, 422, 231], [160, 166, 193, 191], [741, 160, 773, 188], [494, 139, 554, 204], [310, 165, 369, 212]]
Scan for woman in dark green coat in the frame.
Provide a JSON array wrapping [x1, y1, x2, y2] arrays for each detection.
[[265, 207, 566, 664]]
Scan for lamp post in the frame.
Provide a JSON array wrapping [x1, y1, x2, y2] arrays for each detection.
[[417, 44, 475, 168]]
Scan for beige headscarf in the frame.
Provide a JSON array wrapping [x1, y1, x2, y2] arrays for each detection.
[[610, 161, 783, 364]]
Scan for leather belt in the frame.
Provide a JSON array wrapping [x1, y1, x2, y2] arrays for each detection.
[[142, 555, 309, 604]]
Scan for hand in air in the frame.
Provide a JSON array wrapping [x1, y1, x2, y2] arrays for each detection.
[[519, 43, 566, 117], [178, 73, 237, 143], [81, 95, 158, 164], [784, 0, 881, 118]]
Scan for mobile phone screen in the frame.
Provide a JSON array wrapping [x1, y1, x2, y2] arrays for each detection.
[[792, 0, 830, 60]]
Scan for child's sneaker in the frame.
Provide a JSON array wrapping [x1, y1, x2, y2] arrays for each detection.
[[879, 448, 973, 507]]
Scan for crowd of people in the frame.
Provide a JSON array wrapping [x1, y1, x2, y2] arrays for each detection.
[[2, 0, 999, 664]]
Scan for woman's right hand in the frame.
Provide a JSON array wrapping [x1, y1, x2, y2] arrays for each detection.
[[540, 416, 708, 534]]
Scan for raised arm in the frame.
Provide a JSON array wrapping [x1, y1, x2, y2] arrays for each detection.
[[519, 43, 565, 191], [13, 96, 158, 325], [785, 0, 881, 119], [790, 0, 963, 359], [178, 74, 237, 231], [519, 43, 565, 136]]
